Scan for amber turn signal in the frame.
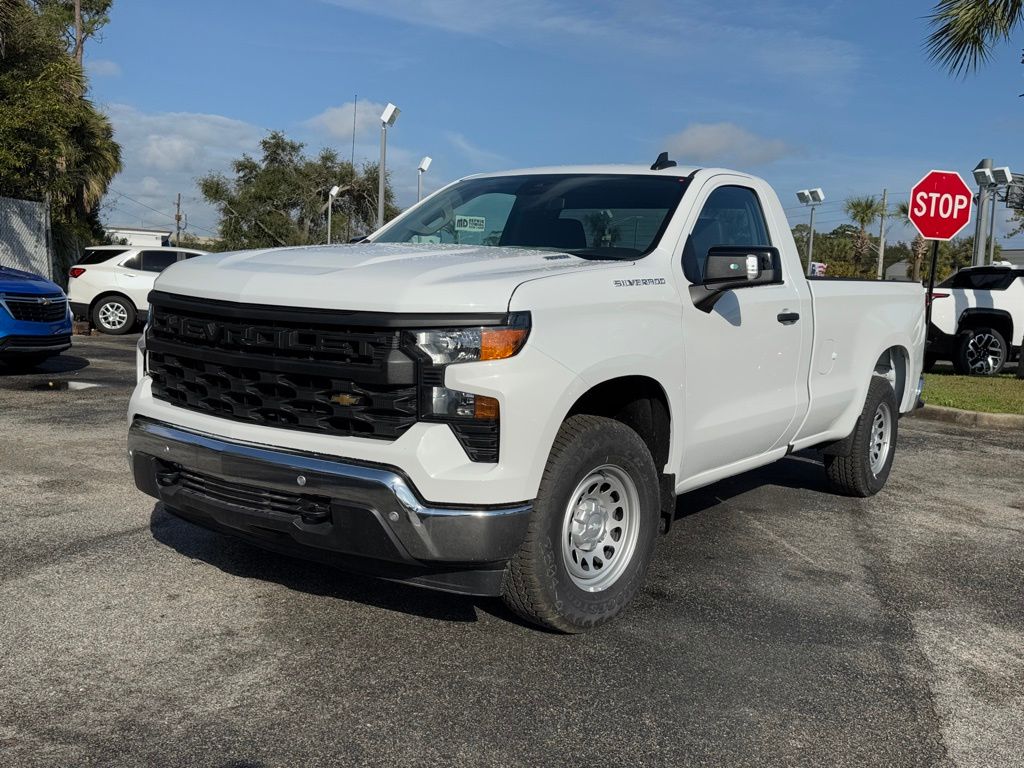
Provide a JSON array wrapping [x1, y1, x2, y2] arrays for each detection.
[[473, 395, 500, 421], [480, 328, 529, 361]]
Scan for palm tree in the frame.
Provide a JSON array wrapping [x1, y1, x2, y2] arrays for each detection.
[[843, 196, 884, 273], [927, 0, 1023, 75], [897, 201, 931, 282]]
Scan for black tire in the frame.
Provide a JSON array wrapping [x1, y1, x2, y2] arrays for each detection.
[[953, 327, 1007, 376], [922, 353, 937, 373], [824, 376, 899, 498], [500, 415, 661, 633], [91, 295, 136, 335]]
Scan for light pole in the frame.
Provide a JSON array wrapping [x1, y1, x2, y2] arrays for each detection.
[[990, 166, 1013, 264], [326, 184, 340, 244], [972, 161, 1014, 266], [796, 188, 825, 276], [973, 159, 993, 266], [417, 156, 432, 202], [377, 102, 400, 231]]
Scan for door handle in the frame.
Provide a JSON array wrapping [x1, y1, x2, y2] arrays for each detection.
[[777, 312, 800, 325]]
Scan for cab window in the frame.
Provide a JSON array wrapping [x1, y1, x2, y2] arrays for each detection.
[[683, 186, 771, 283]]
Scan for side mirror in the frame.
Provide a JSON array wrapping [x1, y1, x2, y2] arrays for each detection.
[[690, 245, 781, 312]]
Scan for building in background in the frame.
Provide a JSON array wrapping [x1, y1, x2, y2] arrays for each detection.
[[885, 260, 910, 281], [105, 227, 171, 247], [1001, 249, 1024, 268]]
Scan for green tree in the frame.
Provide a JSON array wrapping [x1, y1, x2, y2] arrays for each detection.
[[198, 131, 399, 251], [896, 201, 932, 282], [1011, 208, 1024, 237], [843, 196, 884, 275], [0, 0, 121, 279], [926, 0, 1023, 76], [33, 0, 112, 65]]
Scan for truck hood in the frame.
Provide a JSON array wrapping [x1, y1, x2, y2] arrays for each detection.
[[154, 243, 620, 313], [0, 266, 62, 295]]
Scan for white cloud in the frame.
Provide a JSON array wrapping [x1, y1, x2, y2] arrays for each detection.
[[318, 0, 860, 83], [87, 58, 121, 77], [102, 104, 263, 232], [320, 0, 592, 37], [665, 123, 791, 167], [446, 132, 507, 171], [306, 100, 389, 142]]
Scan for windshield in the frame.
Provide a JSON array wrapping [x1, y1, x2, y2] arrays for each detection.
[[374, 173, 690, 260]]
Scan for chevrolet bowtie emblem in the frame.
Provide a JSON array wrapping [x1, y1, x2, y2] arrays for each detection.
[[330, 393, 362, 407]]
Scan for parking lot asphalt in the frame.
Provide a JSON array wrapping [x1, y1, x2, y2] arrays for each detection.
[[1, 335, 1022, 768]]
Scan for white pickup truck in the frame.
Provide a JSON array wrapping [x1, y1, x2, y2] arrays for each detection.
[[127, 160, 925, 632]]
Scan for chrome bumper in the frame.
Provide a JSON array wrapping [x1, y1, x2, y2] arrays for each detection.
[[128, 419, 533, 591]]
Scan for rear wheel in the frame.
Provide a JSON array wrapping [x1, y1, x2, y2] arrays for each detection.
[[824, 376, 899, 498], [501, 415, 660, 633], [92, 296, 136, 335], [954, 327, 1007, 376]]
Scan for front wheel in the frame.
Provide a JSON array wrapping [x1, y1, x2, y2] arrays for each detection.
[[501, 415, 660, 633], [954, 327, 1007, 376], [824, 376, 899, 497]]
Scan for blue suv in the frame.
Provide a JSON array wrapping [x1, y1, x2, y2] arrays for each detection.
[[0, 265, 73, 369]]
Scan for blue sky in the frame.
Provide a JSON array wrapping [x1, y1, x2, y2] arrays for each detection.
[[86, 0, 1024, 245]]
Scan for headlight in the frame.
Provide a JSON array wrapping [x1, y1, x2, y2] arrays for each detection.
[[413, 313, 530, 365]]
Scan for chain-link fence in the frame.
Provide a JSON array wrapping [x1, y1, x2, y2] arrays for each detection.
[[0, 195, 52, 280]]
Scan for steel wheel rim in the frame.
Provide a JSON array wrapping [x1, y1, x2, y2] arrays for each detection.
[[561, 464, 641, 592], [869, 401, 893, 476], [965, 332, 1004, 375], [98, 302, 128, 330]]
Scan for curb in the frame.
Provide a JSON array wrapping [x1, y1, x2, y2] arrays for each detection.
[[907, 404, 1024, 430]]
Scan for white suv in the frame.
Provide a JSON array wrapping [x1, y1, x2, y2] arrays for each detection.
[[68, 246, 207, 334], [927, 263, 1024, 375]]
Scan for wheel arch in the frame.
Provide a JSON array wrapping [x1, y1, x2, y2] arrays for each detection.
[[874, 344, 912, 411], [564, 374, 676, 529], [958, 308, 1013, 342]]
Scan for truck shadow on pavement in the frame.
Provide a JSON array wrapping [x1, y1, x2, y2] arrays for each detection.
[[148, 452, 830, 627], [673, 451, 830, 522], [148, 503, 514, 625]]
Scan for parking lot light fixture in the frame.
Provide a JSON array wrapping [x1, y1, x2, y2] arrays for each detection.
[[797, 188, 825, 275], [327, 185, 341, 245], [417, 156, 432, 202], [377, 103, 400, 230]]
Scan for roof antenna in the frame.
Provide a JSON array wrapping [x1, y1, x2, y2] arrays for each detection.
[[651, 152, 677, 171]]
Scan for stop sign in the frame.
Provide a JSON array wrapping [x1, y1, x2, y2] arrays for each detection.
[[909, 170, 974, 241]]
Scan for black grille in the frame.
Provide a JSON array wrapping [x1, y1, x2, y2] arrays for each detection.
[[0, 334, 71, 351], [160, 464, 332, 524], [450, 422, 500, 463], [3, 294, 68, 323], [147, 294, 418, 440]]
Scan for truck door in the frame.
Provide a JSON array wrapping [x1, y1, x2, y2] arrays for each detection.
[[678, 180, 809, 478]]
